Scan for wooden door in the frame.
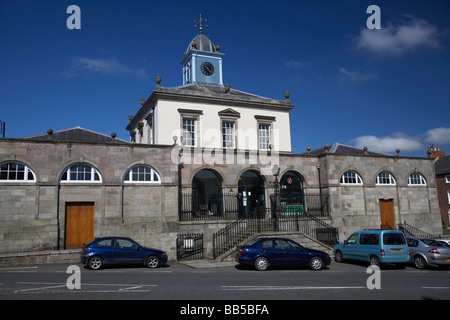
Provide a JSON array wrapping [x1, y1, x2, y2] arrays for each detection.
[[379, 199, 395, 229], [65, 202, 94, 249]]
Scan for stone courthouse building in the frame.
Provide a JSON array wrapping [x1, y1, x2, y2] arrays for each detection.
[[0, 24, 444, 261]]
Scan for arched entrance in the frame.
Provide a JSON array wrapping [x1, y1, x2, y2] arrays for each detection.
[[280, 171, 305, 213], [238, 170, 266, 218], [192, 169, 223, 217]]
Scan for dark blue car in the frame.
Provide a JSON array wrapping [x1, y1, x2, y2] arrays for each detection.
[[81, 236, 168, 270], [235, 237, 331, 271]]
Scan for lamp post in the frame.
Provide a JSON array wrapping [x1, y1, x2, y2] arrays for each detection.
[[273, 165, 280, 230]]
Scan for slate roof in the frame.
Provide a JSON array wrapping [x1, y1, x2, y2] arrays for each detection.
[[435, 155, 450, 175], [127, 83, 293, 131], [23, 127, 129, 144], [304, 143, 387, 156], [169, 83, 288, 104]]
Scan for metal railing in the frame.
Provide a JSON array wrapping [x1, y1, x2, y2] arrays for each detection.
[[179, 192, 329, 221], [176, 233, 204, 261], [212, 210, 338, 259], [180, 193, 240, 221], [398, 222, 441, 239]]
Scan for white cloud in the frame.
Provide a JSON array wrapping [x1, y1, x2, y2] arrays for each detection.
[[355, 16, 443, 56], [352, 133, 423, 153], [425, 127, 450, 145], [338, 67, 377, 83], [64, 57, 147, 78], [351, 127, 450, 154], [282, 59, 304, 70]]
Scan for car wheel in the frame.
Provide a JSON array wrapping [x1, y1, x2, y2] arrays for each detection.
[[310, 256, 324, 271], [370, 255, 381, 268], [146, 255, 160, 268], [334, 250, 344, 263], [414, 255, 427, 269], [88, 256, 103, 270], [254, 257, 269, 271]]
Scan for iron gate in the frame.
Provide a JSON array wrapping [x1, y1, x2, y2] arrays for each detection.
[[176, 233, 204, 261]]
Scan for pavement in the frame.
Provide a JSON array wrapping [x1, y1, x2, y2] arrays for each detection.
[[180, 259, 237, 269]]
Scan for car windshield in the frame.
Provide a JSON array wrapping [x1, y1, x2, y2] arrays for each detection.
[[439, 241, 450, 247], [383, 233, 406, 245]]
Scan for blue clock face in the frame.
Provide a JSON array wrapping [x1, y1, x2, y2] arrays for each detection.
[[200, 62, 214, 76]]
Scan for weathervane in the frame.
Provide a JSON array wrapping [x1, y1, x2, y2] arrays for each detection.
[[194, 14, 207, 34]]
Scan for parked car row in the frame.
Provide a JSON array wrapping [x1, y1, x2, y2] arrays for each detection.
[[333, 229, 450, 270], [80, 232, 450, 271]]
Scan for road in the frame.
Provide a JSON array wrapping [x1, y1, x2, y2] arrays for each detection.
[[1, 261, 449, 308]]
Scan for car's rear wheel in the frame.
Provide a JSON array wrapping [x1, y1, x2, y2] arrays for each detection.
[[370, 255, 381, 268], [146, 255, 160, 268], [254, 257, 269, 271], [309, 256, 324, 271], [87, 256, 103, 270]]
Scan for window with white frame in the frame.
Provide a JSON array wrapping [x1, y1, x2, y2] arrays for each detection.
[[340, 170, 363, 185], [258, 123, 271, 150], [0, 162, 36, 182], [124, 165, 160, 183], [448, 191, 450, 204], [408, 172, 426, 186], [446, 175, 450, 184], [182, 117, 197, 147], [376, 171, 396, 185], [60, 164, 102, 183], [222, 121, 235, 149]]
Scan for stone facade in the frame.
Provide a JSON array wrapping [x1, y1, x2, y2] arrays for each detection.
[[0, 138, 179, 258], [318, 153, 441, 240], [0, 137, 443, 261]]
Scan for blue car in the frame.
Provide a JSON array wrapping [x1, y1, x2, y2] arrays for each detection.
[[333, 229, 409, 268], [81, 236, 168, 270], [235, 237, 331, 271]]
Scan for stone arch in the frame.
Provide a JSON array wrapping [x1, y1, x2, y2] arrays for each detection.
[[238, 169, 266, 218]]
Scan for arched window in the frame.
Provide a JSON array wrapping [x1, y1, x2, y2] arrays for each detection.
[[340, 170, 363, 185], [376, 171, 396, 185], [408, 172, 426, 186], [280, 171, 304, 206], [124, 165, 160, 183], [0, 162, 36, 182], [60, 164, 102, 183]]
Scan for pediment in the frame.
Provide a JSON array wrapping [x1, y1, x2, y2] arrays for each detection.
[[218, 108, 240, 118]]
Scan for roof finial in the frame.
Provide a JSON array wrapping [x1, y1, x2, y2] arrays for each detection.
[[194, 14, 207, 34]]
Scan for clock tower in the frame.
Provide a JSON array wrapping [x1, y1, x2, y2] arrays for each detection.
[[180, 15, 224, 86]]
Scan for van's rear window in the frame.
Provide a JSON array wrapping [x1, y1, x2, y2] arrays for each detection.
[[383, 233, 406, 245]]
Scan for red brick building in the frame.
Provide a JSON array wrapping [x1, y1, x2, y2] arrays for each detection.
[[429, 146, 450, 226]]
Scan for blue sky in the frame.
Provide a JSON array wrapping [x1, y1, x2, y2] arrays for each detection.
[[1, 0, 449, 157]]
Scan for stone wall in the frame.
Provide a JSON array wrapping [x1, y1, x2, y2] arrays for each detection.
[[0, 139, 180, 259], [0, 138, 443, 263], [321, 154, 442, 240]]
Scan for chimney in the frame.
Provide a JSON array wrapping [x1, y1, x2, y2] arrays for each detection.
[[427, 145, 445, 159]]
